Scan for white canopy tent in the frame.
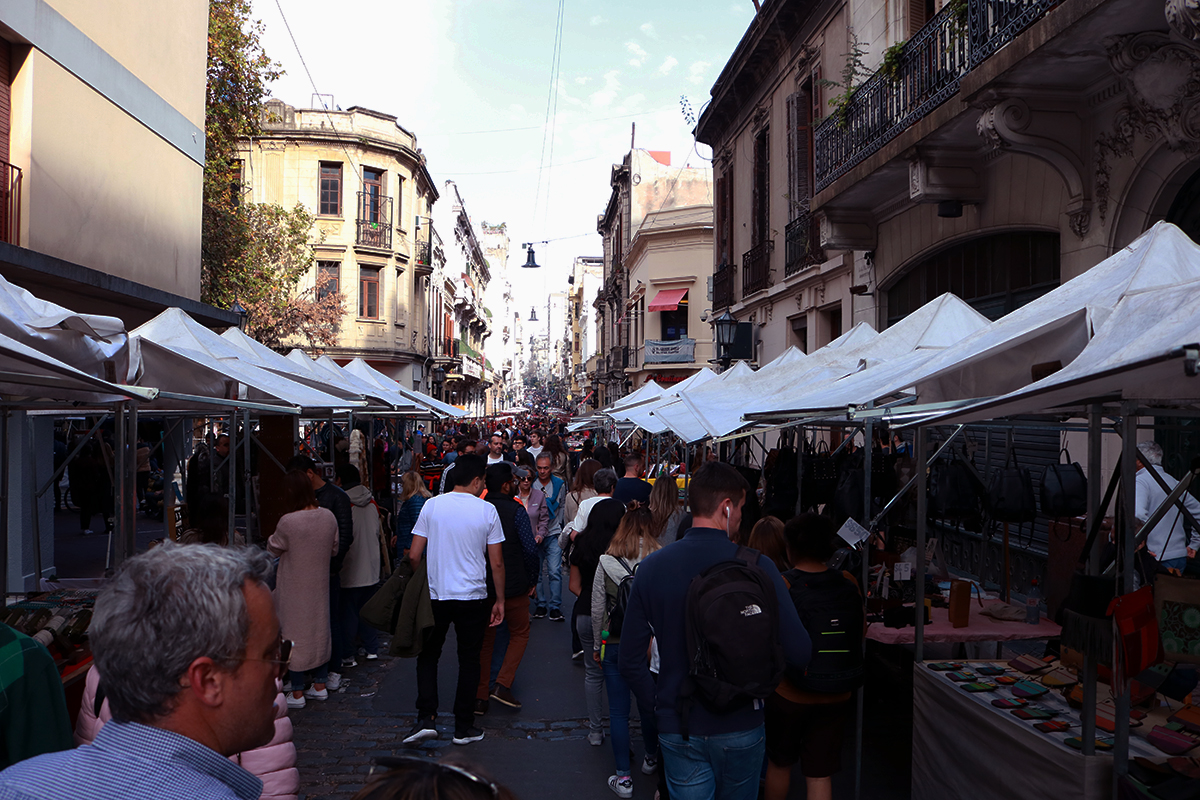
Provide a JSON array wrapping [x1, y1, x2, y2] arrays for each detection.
[[650, 361, 758, 443], [342, 358, 465, 418], [612, 368, 719, 433], [601, 379, 664, 415], [283, 350, 421, 413]]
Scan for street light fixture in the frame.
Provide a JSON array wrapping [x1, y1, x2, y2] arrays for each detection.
[[521, 243, 541, 269], [713, 310, 738, 371], [230, 299, 248, 331], [431, 365, 445, 400]]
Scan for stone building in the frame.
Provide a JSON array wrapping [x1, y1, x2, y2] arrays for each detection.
[[436, 180, 492, 415], [569, 256, 603, 408], [239, 99, 441, 391], [481, 222, 524, 413]]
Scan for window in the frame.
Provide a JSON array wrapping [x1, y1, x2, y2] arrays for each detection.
[[716, 167, 734, 264], [319, 163, 342, 216], [786, 84, 814, 221], [359, 266, 380, 319], [822, 306, 842, 347], [363, 168, 384, 223], [753, 127, 770, 246], [396, 176, 405, 227], [660, 295, 689, 341], [317, 261, 339, 301], [790, 316, 808, 353]]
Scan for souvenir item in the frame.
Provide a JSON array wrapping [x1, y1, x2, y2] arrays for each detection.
[[1009, 654, 1052, 674], [946, 671, 974, 682], [1095, 703, 1143, 733], [927, 662, 966, 671], [1156, 573, 1200, 665], [961, 682, 998, 692], [1169, 705, 1200, 735], [1035, 720, 1072, 733], [1012, 708, 1055, 720], [996, 675, 1019, 685], [1040, 667, 1078, 687], [992, 697, 1028, 708], [1011, 680, 1050, 698], [976, 665, 1005, 676], [1149, 726, 1200, 756], [1065, 736, 1114, 751]]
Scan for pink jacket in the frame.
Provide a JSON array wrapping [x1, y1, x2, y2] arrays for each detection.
[[75, 666, 300, 800]]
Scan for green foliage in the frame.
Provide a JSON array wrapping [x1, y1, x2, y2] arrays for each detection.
[[881, 41, 906, 83], [820, 32, 870, 129]]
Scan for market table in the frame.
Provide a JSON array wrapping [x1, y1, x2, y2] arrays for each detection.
[[867, 599, 1061, 645]]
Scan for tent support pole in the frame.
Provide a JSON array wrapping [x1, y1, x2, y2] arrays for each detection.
[[1114, 403, 1138, 787], [914, 425, 928, 663], [243, 409, 253, 544], [855, 411, 873, 800], [794, 427, 805, 518], [228, 410, 237, 544], [28, 418, 41, 588], [0, 410, 8, 597], [1081, 405, 1102, 756], [36, 415, 107, 499]]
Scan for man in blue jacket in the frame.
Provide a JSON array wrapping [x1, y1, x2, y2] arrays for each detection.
[[619, 462, 811, 800], [532, 452, 567, 621]]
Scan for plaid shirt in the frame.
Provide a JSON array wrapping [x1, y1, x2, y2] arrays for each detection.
[[0, 719, 262, 800]]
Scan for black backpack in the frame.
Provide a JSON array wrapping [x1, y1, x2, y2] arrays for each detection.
[[781, 568, 865, 693], [603, 557, 636, 638], [1040, 448, 1087, 518], [679, 546, 785, 738]]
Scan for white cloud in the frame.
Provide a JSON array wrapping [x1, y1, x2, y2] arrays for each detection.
[[590, 70, 621, 108], [574, 76, 591, 85], [688, 60, 711, 85], [657, 56, 679, 76], [589, 15, 604, 26], [640, 22, 658, 39], [626, 42, 648, 68]]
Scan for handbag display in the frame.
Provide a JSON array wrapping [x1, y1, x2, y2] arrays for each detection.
[[929, 456, 980, 520], [988, 444, 1037, 524], [1155, 573, 1200, 665], [1040, 448, 1088, 518], [1109, 585, 1165, 680], [801, 441, 838, 507]]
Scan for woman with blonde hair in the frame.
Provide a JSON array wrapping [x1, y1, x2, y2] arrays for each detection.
[[590, 507, 661, 797], [648, 473, 686, 546], [393, 470, 431, 557]]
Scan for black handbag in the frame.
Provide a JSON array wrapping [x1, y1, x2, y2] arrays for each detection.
[[1040, 448, 1088, 518], [929, 456, 980, 520], [833, 465, 865, 523], [988, 445, 1037, 524], [802, 441, 838, 507]]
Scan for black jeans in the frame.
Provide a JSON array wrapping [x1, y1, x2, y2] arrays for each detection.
[[416, 598, 491, 732]]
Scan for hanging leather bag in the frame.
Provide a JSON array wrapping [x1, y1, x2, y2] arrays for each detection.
[[988, 444, 1037, 524], [1040, 448, 1088, 518], [802, 440, 839, 507], [929, 455, 980, 520]]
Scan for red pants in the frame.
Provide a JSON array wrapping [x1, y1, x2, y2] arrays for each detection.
[[477, 595, 530, 696]]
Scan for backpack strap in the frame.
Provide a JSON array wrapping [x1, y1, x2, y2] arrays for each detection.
[[734, 545, 761, 568], [615, 556, 633, 577]]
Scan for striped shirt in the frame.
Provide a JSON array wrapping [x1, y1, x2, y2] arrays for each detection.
[[0, 719, 262, 800]]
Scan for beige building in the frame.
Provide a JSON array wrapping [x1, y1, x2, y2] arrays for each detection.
[[435, 180, 491, 415], [593, 149, 713, 407], [239, 99, 441, 391]]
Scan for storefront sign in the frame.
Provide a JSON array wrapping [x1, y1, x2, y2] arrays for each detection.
[[461, 358, 483, 379], [643, 338, 696, 364]]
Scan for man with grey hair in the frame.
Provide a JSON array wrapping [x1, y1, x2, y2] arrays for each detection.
[[1136, 440, 1200, 572], [0, 543, 282, 800]]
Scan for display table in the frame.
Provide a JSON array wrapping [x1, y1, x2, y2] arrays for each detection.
[[868, 600, 1061, 645]]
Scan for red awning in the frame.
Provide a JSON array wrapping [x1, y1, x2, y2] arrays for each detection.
[[648, 287, 688, 312]]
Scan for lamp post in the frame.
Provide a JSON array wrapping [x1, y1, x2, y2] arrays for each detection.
[[431, 364, 445, 401], [712, 310, 738, 372], [230, 299, 248, 332]]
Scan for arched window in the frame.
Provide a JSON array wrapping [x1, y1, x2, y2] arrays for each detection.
[[1166, 165, 1200, 244], [886, 232, 1060, 327]]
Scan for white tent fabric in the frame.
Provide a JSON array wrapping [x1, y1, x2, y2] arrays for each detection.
[[285, 350, 419, 412], [0, 272, 139, 383], [0, 328, 153, 404], [133, 309, 355, 410], [929, 280, 1200, 425], [649, 361, 758, 443], [602, 380, 664, 415], [342, 358, 464, 417], [616, 368, 719, 433]]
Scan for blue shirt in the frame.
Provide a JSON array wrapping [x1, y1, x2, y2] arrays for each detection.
[[619, 527, 811, 736], [0, 719, 262, 800]]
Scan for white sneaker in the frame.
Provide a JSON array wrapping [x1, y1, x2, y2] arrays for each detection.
[[608, 775, 633, 799], [286, 693, 306, 709], [281, 681, 293, 693], [341, 657, 358, 669], [326, 672, 342, 690], [304, 686, 328, 701], [365, 653, 379, 660]]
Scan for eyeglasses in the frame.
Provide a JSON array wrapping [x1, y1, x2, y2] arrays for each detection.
[[238, 638, 293, 680], [372, 755, 500, 797]]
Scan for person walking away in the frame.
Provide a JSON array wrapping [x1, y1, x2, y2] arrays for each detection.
[[570, 492, 627, 747], [394, 470, 431, 559], [546, 434, 571, 484], [1135, 441, 1200, 572], [619, 462, 811, 800], [135, 437, 151, 508], [613, 454, 653, 507], [404, 455, 506, 746], [765, 514, 865, 800], [476, 464, 539, 712], [592, 507, 661, 797], [533, 453, 567, 621], [288, 455, 354, 691], [748, 516, 788, 572], [564, 467, 618, 658], [649, 473, 687, 547], [269, 470, 339, 709], [337, 465, 383, 664], [0, 544, 282, 800], [441, 440, 477, 494]]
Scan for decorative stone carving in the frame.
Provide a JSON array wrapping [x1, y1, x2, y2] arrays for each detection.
[[818, 210, 876, 250], [752, 101, 771, 130], [908, 150, 984, 204], [1167, 0, 1200, 44], [764, 300, 774, 322], [1096, 31, 1200, 220]]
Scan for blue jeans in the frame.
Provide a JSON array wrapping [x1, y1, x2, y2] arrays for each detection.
[[288, 662, 328, 689], [1162, 557, 1188, 572], [341, 584, 380, 656], [577, 614, 605, 732], [658, 726, 766, 800], [536, 535, 563, 611], [603, 643, 658, 776]]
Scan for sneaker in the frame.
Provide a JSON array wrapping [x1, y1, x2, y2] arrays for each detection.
[[490, 685, 521, 709], [474, 698, 490, 716], [286, 693, 306, 710], [642, 752, 659, 775], [402, 718, 438, 744], [452, 727, 485, 745], [326, 672, 342, 690], [572, 650, 584, 661], [532, 606, 547, 619], [341, 657, 358, 669], [365, 652, 379, 660], [588, 730, 604, 746], [548, 608, 565, 622], [281, 681, 293, 693], [608, 775, 633, 798], [303, 686, 328, 701]]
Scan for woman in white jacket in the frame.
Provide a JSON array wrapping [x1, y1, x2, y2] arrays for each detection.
[[590, 506, 662, 799]]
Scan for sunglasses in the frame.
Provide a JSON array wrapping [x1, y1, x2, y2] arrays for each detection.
[[240, 638, 293, 680], [372, 755, 499, 797]]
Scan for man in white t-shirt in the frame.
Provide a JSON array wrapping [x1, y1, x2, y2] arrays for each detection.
[[526, 430, 544, 461], [404, 454, 505, 747], [486, 434, 508, 465]]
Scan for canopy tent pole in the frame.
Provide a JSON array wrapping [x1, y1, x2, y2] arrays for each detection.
[[1114, 403, 1138, 787], [243, 408, 254, 544], [228, 410, 238, 544], [794, 426, 805, 517], [0, 410, 7, 597], [1081, 406, 1102, 756], [113, 401, 129, 566], [914, 425, 928, 663], [855, 410, 873, 800], [28, 419, 41, 588]]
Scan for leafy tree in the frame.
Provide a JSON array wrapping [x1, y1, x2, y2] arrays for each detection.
[[203, 0, 344, 347]]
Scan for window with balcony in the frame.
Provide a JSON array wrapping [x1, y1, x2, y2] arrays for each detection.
[[357, 168, 393, 249], [716, 167, 734, 264], [359, 266, 380, 319], [753, 127, 770, 246], [319, 163, 342, 216], [660, 295, 689, 341], [317, 261, 339, 301]]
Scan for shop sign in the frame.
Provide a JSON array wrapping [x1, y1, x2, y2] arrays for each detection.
[[644, 338, 696, 364], [461, 358, 483, 379]]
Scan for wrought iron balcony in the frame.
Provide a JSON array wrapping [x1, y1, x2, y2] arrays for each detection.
[[414, 239, 432, 273], [713, 262, 735, 310], [356, 191, 393, 249], [785, 211, 822, 277], [0, 162, 20, 246], [742, 241, 774, 296], [813, 0, 1059, 193]]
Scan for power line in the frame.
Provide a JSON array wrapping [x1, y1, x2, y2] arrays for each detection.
[[439, 154, 608, 176], [532, 0, 566, 233], [421, 106, 680, 137]]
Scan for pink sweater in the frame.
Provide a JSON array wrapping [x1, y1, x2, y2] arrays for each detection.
[[75, 666, 300, 800]]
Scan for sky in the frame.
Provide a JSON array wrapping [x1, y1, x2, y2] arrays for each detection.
[[249, 0, 752, 356]]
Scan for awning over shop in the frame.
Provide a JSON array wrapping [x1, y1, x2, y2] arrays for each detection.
[[648, 288, 688, 312]]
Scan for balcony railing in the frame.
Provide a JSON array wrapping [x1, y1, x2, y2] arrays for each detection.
[[414, 239, 432, 270], [785, 211, 822, 277], [356, 191, 393, 249], [713, 262, 735, 310], [0, 162, 20, 246], [813, 0, 1059, 193], [742, 241, 774, 296]]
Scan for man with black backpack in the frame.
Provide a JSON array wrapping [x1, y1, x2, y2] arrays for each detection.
[[619, 462, 811, 800], [766, 514, 865, 800]]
